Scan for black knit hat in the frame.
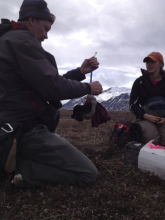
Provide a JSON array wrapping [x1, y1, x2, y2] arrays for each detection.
[[18, 0, 55, 24]]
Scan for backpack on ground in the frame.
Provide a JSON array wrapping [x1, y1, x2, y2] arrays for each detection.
[[110, 121, 141, 147], [124, 141, 144, 167]]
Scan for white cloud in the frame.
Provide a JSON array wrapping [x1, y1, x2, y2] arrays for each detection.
[[1, 0, 165, 90]]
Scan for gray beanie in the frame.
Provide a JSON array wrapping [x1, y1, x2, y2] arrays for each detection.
[[18, 0, 55, 24]]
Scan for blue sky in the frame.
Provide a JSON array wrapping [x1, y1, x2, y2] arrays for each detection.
[[2, 0, 165, 90]]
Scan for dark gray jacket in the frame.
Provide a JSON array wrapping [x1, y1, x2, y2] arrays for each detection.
[[0, 27, 90, 123], [129, 69, 165, 119]]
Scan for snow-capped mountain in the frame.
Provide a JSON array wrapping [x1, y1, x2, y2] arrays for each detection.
[[63, 86, 131, 111]]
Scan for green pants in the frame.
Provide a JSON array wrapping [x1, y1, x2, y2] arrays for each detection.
[[16, 125, 97, 188]]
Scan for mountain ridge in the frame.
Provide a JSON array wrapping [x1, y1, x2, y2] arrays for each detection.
[[62, 86, 131, 111]]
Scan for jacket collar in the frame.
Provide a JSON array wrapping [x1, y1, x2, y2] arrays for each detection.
[[141, 68, 165, 78]]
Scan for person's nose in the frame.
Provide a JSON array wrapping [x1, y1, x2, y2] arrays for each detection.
[[44, 32, 48, 39]]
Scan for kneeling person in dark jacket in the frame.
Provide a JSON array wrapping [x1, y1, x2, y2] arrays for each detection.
[[0, 0, 103, 187]]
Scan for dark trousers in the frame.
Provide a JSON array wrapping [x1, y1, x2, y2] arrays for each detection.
[[16, 125, 97, 188]]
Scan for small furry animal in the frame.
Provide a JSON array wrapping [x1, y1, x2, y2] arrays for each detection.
[[82, 95, 97, 119]]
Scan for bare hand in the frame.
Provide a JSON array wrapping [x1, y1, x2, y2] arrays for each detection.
[[157, 118, 165, 125], [143, 113, 161, 123], [80, 57, 99, 74], [89, 81, 103, 95]]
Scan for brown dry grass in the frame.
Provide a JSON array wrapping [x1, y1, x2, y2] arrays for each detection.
[[0, 110, 165, 220]]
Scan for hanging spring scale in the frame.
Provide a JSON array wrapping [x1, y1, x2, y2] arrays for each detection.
[[90, 52, 97, 83]]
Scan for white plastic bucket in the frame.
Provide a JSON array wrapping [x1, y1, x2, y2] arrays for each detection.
[[138, 140, 165, 179]]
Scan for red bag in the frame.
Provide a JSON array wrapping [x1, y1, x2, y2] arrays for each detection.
[[91, 102, 111, 127]]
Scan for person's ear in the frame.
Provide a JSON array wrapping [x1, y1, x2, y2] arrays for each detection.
[[160, 62, 164, 68], [28, 17, 37, 27]]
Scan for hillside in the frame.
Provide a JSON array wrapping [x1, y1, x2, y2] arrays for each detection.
[[0, 110, 165, 220], [63, 86, 131, 111]]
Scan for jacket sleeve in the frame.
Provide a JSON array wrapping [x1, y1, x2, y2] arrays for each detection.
[[45, 51, 86, 82], [7, 31, 90, 101], [129, 77, 146, 119], [63, 68, 86, 82]]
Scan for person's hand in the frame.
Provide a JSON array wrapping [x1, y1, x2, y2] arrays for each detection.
[[80, 56, 99, 74], [157, 118, 165, 125], [89, 81, 103, 95], [143, 113, 161, 123]]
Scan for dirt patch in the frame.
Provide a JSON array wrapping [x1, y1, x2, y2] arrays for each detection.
[[0, 110, 165, 220]]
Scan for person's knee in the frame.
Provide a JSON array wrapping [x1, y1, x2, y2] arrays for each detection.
[[142, 132, 160, 144], [89, 165, 98, 184], [78, 164, 98, 186], [137, 120, 159, 144]]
